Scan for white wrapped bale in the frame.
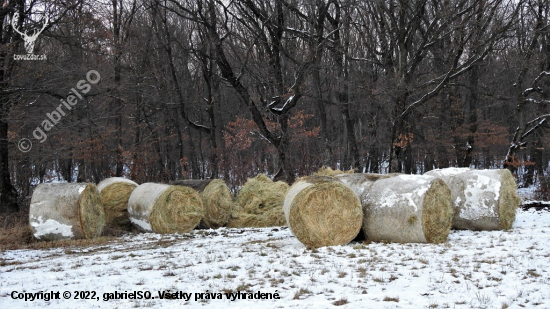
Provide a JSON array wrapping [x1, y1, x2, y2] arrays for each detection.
[[29, 183, 105, 241], [426, 168, 519, 230], [362, 175, 453, 243], [283, 176, 362, 248], [128, 183, 203, 233]]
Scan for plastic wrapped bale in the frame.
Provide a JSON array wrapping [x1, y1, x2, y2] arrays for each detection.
[[97, 177, 138, 230], [427, 169, 519, 230], [227, 175, 289, 228], [128, 183, 203, 233], [283, 176, 362, 248], [362, 175, 453, 243], [29, 183, 105, 241], [170, 179, 233, 229]]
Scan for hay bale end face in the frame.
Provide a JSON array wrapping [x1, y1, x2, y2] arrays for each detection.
[[429, 169, 519, 230], [227, 175, 289, 228], [97, 177, 138, 230], [171, 179, 233, 229], [362, 175, 453, 244], [128, 183, 203, 234], [284, 176, 363, 248], [29, 183, 105, 241]]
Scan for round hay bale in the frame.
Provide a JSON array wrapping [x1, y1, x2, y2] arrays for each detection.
[[283, 176, 363, 248], [29, 183, 105, 241], [97, 177, 138, 230], [227, 174, 289, 228], [362, 175, 453, 243], [313, 166, 354, 176], [170, 179, 233, 229], [427, 169, 519, 230], [128, 183, 203, 233]]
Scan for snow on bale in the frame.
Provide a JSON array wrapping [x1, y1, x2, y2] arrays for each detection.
[[227, 174, 289, 228], [425, 168, 519, 230], [424, 167, 472, 183], [170, 179, 233, 229], [313, 166, 354, 176], [29, 183, 105, 241], [97, 177, 138, 230], [335, 173, 399, 198], [283, 176, 363, 248], [362, 175, 453, 243], [128, 183, 203, 233]]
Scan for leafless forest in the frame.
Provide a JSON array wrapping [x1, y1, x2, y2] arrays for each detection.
[[1, 0, 549, 213]]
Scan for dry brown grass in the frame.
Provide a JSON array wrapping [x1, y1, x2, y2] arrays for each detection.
[[0, 210, 36, 250], [1, 211, 117, 251]]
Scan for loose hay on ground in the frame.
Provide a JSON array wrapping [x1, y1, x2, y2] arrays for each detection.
[[170, 179, 233, 229], [362, 175, 453, 243], [426, 168, 519, 230], [29, 183, 105, 241], [97, 177, 138, 231], [227, 175, 289, 228], [283, 176, 362, 248], [128, 183, 203, 233]]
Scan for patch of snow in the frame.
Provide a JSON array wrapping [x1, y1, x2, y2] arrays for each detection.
[[78, 185, 85, 195], [364, 175, 433, 212], [460, 172, 500, 220], [2, 210, 550, 308], [129, 217, 152, 232], [97, 177, 138, 192], [426, 167, 470, 177], [29, 216, 73, 238]]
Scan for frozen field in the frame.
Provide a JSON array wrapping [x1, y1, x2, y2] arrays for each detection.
[[1, 208, 549, 309]]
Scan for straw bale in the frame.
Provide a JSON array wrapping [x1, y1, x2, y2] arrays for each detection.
[[171, 179, 232, 229], [29, 183, 105, 240], [283, 176, 362, 248], [128, 183, 203, 233], [426, 168, 519, 230], [362, 175, 453, 243], [313, 167, 354, 176], [97, 177, 138, 230], [227, 175, 289, 228]]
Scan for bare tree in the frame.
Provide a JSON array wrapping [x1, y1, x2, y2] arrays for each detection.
[[504, 0, 550, 173]]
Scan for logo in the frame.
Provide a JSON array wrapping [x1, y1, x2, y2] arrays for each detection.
[[17, 70, 101, 153], [12, 13, 48, 60]]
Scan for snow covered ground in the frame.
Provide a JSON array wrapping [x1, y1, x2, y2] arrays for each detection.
[[1, 209, 549, 309]]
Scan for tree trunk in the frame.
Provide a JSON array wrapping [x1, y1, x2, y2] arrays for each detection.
[[0, 118, 18, 212], [112, 0, 124, 177], [463, 65, 479, 167]]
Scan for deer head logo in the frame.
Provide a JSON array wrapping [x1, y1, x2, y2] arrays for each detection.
[[11, 14, 49, 54]]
